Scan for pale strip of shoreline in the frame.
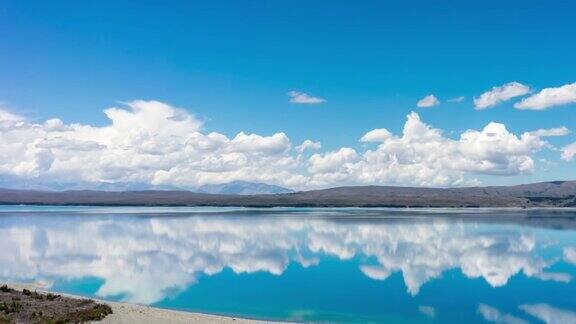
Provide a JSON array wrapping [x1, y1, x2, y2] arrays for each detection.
[[8, 283, 282, 324], [96, 302, 275, 324]]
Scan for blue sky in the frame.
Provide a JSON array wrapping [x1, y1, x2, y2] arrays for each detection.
[[1, 1, 575, 189]]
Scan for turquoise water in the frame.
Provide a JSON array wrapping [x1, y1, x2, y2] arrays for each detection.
[[1, 206, 576, 323]]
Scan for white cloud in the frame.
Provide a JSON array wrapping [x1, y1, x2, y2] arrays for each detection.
[[448, 96, 465, 103], [529, 127, 570, 137], [0, 102, 563, 190], [0, 101, 305, 189], [230, 132, 291, 155], [309, 112, 552, 187], [561, 142, 576, 161], [520, 304, 576, 324], [360, 128, 393, 143], [416, 94, 440, 108], [474, 82, 531, 110], [309, 148, 358, 174], [477, 304, 528, 324], [534, 272, 572, 283], [515, 82, 576, 110], [0, 108, 24, 121], [296, 140, 321, 153], [288, 91, 326, 104]]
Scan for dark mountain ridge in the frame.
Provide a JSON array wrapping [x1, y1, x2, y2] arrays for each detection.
[[0, 181, 575, 208]]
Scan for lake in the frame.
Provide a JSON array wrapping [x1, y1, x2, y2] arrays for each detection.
[[1, 206, 576, 323]]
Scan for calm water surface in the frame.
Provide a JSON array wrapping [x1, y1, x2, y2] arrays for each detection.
[[1, 206, 576, 323]]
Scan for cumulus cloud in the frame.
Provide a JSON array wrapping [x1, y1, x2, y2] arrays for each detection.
[[0, 101, 563, 190], [229, 132, 290, 155], [309, 112, 552, 187], [519, 304, 576, 324], [309, 148, 358, 174], [0, 101, 306, 189], [416, 94, 440, 108], [515, 82, 576, 110], [474, 82, 531, 110], [296, 140, 321, 153], [288, 91, 326, 104]]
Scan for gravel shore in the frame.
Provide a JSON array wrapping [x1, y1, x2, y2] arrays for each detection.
[[5, 283, 277, 324]]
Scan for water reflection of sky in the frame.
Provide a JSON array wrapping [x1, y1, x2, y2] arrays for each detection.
[[1, 207, 576, 323]]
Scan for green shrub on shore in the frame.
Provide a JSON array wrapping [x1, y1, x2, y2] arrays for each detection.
[[1, 286, 112, 323], [74, 304, 113, 322], [0, 301, 22, 314], [46, 293, 60, 301], [23, 289, 45, 300], [0, 286, 13, 293]]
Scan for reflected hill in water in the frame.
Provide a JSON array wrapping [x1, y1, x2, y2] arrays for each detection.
[[1, 181, 576, 208]]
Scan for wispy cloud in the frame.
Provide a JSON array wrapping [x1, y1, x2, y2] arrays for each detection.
[[416, 94, 440, 108], [474, 82, 530, 110], [448, 96, 465, 103], [288, 91, 326, 104], [529, 126, 570, 137], [515, 82, 576, 110]]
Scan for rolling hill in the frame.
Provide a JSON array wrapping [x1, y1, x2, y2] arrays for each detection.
[[0, 181, 575, 208]]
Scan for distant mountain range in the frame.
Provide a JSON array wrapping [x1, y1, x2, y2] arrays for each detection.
[[197, 181, 293, 195], [0, 181, 575, 208], [0, 177, 292, 195]]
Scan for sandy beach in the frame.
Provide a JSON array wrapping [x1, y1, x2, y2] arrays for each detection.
[[97, 302, 273, 324], [6, 283, 277, 324]]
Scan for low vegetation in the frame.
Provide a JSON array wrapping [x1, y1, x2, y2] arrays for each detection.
[[0, 285, 112, 323]]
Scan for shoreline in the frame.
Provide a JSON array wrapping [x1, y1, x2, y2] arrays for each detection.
[[2, 203, 576, 210], [6, 283, 278, 324]]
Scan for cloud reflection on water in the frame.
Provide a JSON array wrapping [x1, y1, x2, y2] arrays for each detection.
[[0, 215, 571, 304], [519, 303, 576, 324], [477, 304, 528, 324]]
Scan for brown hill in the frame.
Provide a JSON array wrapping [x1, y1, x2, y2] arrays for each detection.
[[1, 181, 575, 207]]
